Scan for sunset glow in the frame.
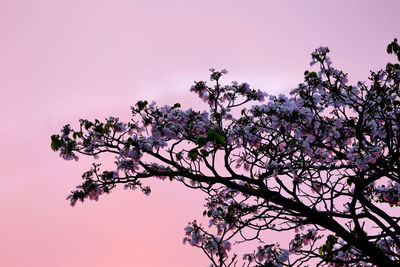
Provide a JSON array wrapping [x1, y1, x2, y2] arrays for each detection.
[[2, 1, 400, 266]]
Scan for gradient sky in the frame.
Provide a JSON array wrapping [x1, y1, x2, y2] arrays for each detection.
[[1, 1, 400, 266]]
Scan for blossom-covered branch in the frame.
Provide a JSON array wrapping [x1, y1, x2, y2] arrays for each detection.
[[52, 39, 400, 266]]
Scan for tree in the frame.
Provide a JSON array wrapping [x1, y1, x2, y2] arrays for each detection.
[[51, 39, 400, 266]]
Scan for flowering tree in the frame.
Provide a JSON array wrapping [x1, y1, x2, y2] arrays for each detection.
[[52, 39, 400, 266]]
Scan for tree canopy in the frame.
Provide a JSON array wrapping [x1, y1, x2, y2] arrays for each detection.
[[52, 39, 400, 266]]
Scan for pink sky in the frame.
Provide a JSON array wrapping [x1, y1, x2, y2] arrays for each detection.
[[1, 1, 400, 266]]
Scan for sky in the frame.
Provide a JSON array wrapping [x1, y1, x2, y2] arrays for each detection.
[[1, 0, 400, 266]]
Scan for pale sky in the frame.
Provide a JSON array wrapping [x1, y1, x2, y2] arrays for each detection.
[[1, 1, 400, 266]]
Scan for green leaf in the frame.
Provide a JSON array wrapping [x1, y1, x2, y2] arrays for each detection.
[[387, 44, 393, 54], [213, 133, 226, 145], [207, 130, 226, 145], [309, 72, 318, 78], [319, 235, 338, 256], [326, 235, 338, 249], [200, 149, 208, 156], [103, 123, 111, 133], [84, 121, 93, 130], [136, 100, 148, 111], [51, 141, 59, 151], [195, 136, 207, 146], [318, 246, 324, 255], [50, 135, 62, 152], [173, 103, 181, 108]]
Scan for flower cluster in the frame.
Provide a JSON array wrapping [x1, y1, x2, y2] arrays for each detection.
[[289, 228, 320, 253], [374, 182, 400, 206], [183, 221, 232, 259], [242, 244, 289, 267]]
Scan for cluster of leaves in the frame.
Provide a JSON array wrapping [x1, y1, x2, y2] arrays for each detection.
[[52, 40, 400, 266]]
